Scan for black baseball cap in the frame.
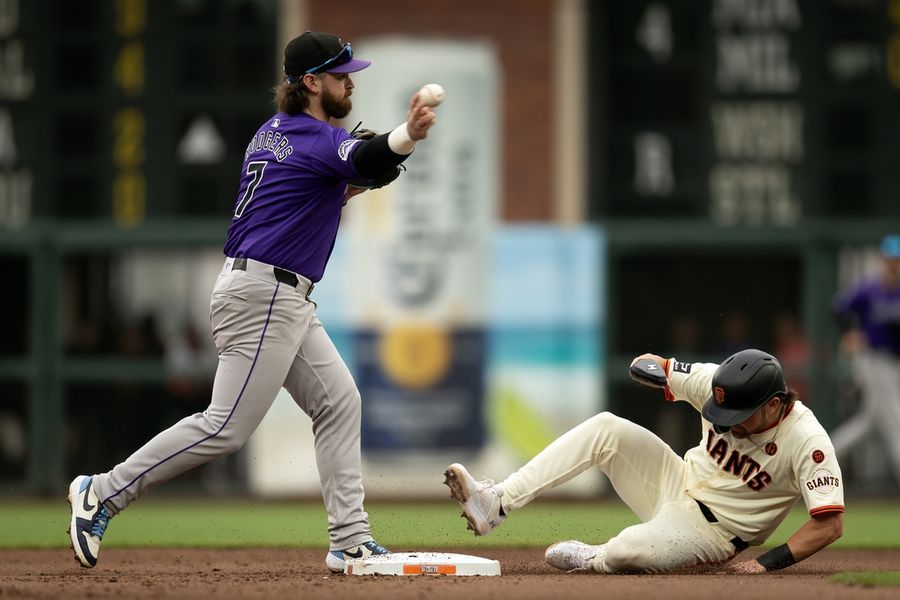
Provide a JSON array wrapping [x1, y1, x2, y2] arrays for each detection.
[[701, 349, 788, 427], [283, 31, 371, 77]]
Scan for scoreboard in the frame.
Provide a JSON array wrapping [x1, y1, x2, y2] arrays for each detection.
[[0, 0, 277, 228], [4, 1, 899, 228], [590, 0, 900, 223]]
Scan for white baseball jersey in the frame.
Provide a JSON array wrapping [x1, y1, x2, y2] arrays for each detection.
[[664, 358, 845, 545]]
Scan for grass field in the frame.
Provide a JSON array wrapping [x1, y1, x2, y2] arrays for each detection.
[[4, 498, 899, 550], [831, 571, 900, 587]]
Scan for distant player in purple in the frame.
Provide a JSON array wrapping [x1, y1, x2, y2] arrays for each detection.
[[67, 31, 437, 572], [831, 234, 900, 484]]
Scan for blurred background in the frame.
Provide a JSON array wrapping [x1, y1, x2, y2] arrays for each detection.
[[1, 0, 899, 504]]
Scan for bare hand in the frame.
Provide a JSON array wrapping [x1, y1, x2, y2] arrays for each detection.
[[727, 560, 766, 574], [406, 92, 437, 141]]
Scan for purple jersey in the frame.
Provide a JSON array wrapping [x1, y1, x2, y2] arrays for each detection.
[[223, 112, 363, 282], [835, 281, 900, 357]]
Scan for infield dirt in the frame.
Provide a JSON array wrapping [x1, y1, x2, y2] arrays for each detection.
[[1, 548, 897, 599]]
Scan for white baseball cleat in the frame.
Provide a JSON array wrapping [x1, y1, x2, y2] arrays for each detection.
[[67, 475, 112, 568], [544, 540, 602, 572], [443, 463, 506, 536], [325, 540, 390, 573]]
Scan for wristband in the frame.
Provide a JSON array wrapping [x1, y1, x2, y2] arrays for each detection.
[[387, 123, 415, 155], [755, 543, 796, 571]]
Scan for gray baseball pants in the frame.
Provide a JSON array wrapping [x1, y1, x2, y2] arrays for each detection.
[[91, 257, 373, 551], [831, 350, 900, 483]]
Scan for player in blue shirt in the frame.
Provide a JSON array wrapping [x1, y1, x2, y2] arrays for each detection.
[[67, 31, 437, 572]]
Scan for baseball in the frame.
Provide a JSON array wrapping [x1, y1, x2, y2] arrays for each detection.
[[419, 83, 445, 107]]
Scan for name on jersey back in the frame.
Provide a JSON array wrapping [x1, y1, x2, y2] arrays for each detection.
[[245, 129, 293, 162]]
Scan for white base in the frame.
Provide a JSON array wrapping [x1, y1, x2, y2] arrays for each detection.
[[344, 552, 501, 576]]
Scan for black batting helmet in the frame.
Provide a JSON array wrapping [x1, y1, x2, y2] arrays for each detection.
[[701, 349, 788, 427]]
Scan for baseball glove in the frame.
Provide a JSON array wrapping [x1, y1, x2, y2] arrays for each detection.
[[348, 125, 406, 190]]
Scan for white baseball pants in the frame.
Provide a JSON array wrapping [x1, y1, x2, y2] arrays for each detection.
[[500, 412, 740, 573]]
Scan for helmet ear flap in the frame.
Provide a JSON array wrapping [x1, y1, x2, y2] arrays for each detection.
[[713, 423, 731, 434]]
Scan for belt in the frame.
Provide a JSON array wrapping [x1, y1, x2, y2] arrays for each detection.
[[230, 257, 314, 296], [695, 499, 750, 552]]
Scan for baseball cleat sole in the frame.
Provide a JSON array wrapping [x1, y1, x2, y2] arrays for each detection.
[[66, 490, 80, 566], [443, 465, 470, 503], [443, 465, 483, 535]]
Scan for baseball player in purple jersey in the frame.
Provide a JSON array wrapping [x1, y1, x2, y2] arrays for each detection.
[[831, 234, 900, 482], [67, 31, 437, 572]]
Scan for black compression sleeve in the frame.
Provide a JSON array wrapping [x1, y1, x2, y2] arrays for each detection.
[[351, 133, 409, 178]]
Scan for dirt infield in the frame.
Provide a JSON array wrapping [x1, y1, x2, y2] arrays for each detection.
[[1, 548, 897, 600]]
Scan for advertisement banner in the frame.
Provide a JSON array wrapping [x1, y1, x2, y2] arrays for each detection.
[[340, 39, 499, 452], [246, 226, 606, 498]]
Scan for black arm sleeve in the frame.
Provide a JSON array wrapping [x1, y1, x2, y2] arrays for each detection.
[[351, 133, 411, 178]]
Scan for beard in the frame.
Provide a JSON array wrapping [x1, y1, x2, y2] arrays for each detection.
[[322, 87, 352, 119]]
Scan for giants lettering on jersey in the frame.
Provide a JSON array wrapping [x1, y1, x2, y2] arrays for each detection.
[[805, 468, 840, 496], [706, 429, 772, 491]]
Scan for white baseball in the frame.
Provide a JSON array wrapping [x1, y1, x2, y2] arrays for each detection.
[[419, 83, 445, 107]]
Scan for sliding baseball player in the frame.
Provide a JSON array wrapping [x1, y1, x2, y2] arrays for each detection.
[[445, 349, 844, 574]]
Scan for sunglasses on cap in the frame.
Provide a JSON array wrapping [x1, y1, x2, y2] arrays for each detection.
[[306, 43, 353, 75]]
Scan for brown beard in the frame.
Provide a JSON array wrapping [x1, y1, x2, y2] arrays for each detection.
[[322, 87, 352, 119]]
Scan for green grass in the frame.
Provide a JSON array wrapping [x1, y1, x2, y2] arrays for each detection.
[[831, 571, 900, 587], [3, 498, 899, 549]]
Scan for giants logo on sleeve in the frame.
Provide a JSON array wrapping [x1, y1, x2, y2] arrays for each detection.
[[338, 139, 362, 161], [805, 468, 840, 496]]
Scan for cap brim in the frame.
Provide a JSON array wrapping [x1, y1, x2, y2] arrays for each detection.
[[701, 397, 760, 427], [326, 58, 371, 74], [881, 235, 900, 257]]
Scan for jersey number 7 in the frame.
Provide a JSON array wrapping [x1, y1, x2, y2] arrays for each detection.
[[234, 161, 267, 218]]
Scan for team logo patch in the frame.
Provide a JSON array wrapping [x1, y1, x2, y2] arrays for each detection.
[[272, 118, 280, 128], [812, 449, 825, 463], [338, 138, 361, 161], [805, 468, 840, 496], [714, 386, 726, 405], [672, 361, 692, 374]]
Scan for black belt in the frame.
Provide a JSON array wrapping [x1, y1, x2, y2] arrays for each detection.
[[232, 257, 301, 288], [695, 499, 749, 552]]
